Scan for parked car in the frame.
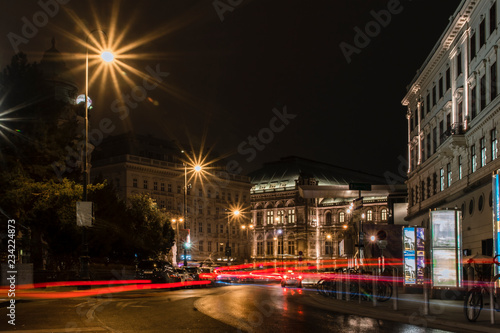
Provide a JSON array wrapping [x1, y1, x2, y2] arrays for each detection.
[[185, 266, 201, 281], [175, 268, 194, 284], [199, 267, 217, 285], [281, 270, 303, 288], [136, 260, 179, 283]]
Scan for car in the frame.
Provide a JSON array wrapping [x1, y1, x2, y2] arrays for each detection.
[[184, 266, 201, 281], [198, 267, 217, 286], [281, 270, 303, 288], [136, 260, 179, 283], [175, 268, 194, 283]]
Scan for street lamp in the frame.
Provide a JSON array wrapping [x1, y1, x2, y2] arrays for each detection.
[[183, 163, 202, 266], [277, 229, 284, 269], [226, 209, 239, 264], [81, 29, 114, 281], [326, 234, 333, 265]]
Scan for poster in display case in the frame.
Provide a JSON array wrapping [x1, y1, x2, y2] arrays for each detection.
[[403, 227, 425, 285], [430, 209, 462, 288]]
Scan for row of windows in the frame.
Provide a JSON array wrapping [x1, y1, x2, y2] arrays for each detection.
[[411, 72, 499, 172], [256, 241, 296, 256], [470, 2, 497, 62], [179, 222, 247, 236], [410, 130, 499, 206], [409, 2, 498, 148], [133, 179, 247, 202], [197, 241, 239, 253], [256, 209, 296, 225]]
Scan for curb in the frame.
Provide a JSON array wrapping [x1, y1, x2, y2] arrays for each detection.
[[304, 292, 496, 333]]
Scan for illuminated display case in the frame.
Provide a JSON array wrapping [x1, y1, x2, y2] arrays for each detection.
[[403, 227, 425, 285], [430, 209, 462, 288], [493, 171, 500, 277]]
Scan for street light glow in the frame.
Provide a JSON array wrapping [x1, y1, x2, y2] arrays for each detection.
[[100, 50, 114, 63], [233, 210, 240, 216], [370, 235, 376, 242]]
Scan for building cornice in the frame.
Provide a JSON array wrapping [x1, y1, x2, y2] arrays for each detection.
[[402, 0, 476, 107]]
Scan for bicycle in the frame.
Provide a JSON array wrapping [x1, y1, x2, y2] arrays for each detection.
[[464, 255, 500, 322]]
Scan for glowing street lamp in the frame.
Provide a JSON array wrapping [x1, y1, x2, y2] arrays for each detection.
[[226, 209, 240, 264], [100, 50, 114, 63], [81, 29, 114, 281], [183, 163, 202, 266], [277, 229, 284, 268], [327, 234, 333, 261]]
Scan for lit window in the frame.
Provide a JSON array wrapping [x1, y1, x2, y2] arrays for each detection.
[[381, 209, 387, 221], [367, 210, 373, 221], [440, 168, 445, 191]]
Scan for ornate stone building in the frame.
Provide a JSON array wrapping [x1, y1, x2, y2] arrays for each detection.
[[248, 157, 406, 265], [402, 0, 499, 256], [91, 133, 252, 265]]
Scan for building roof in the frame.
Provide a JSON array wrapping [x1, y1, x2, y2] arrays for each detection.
[[249, 156, 389, 189]]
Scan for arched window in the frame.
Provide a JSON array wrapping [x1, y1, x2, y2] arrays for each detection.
[[367, 210, 373, 221], [381, 209, 388, 221], [325, 212, 332, 225], [339, 212, 345, 223]]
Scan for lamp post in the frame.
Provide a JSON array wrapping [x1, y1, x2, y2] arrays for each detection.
[[327, 234, 333, 263], [81, 30, 113, 281], [277, 229, 284, 269], [226, 210, 239, 264], [182, 162, 202, 266]]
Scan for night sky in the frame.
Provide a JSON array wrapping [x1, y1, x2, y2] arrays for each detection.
[[0, 0, 463, 177]]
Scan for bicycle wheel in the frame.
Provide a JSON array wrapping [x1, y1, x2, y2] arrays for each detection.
[[376, 282, 393, 302], [464, 287, 483, 322]]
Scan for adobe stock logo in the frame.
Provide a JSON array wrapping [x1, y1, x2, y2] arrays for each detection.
[[7, 0, 71, 53], [340, 0, 404, 64]]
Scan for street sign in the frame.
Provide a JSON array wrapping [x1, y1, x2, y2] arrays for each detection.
[[349, 183, 372, 191], [76, 201, 94, 227], [353, 197, 363, 210]]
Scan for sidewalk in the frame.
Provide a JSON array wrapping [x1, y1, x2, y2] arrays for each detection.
[[305, 287, 500, 333]]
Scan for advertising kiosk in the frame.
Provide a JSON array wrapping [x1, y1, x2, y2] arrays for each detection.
[[429, 209, 463, 289]]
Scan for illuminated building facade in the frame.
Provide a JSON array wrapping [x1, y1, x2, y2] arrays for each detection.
[[91, 133, 252, 265], [402, 0, 500, 256], [249, 157, 406, 264]]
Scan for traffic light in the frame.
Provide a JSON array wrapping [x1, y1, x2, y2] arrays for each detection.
[[184, 242, 191, 250]]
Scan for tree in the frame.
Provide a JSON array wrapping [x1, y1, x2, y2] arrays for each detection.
[[126, 193, 175, 259], [0, 52, 79, 182], [0, 172, 104, 271]]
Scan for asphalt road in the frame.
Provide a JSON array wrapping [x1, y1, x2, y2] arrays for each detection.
[[1, 283, 454, 332]]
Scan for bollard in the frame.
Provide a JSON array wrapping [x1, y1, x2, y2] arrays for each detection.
[[393, 267, 398, 311], [336, 273, 342, 300], [358, 272, 362, 304], [346, 272, 350, 302], [372, 269, 377, 307], [490, 282, 495, 325], [423, 267, 430, 316]]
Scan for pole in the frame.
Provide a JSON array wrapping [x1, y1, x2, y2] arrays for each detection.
[[281, 230, 284, 269], [227, 212, 230, 264], [183, 164, 187, 267], [393, 267, 398, 311], [423, 267, 430, 315]]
